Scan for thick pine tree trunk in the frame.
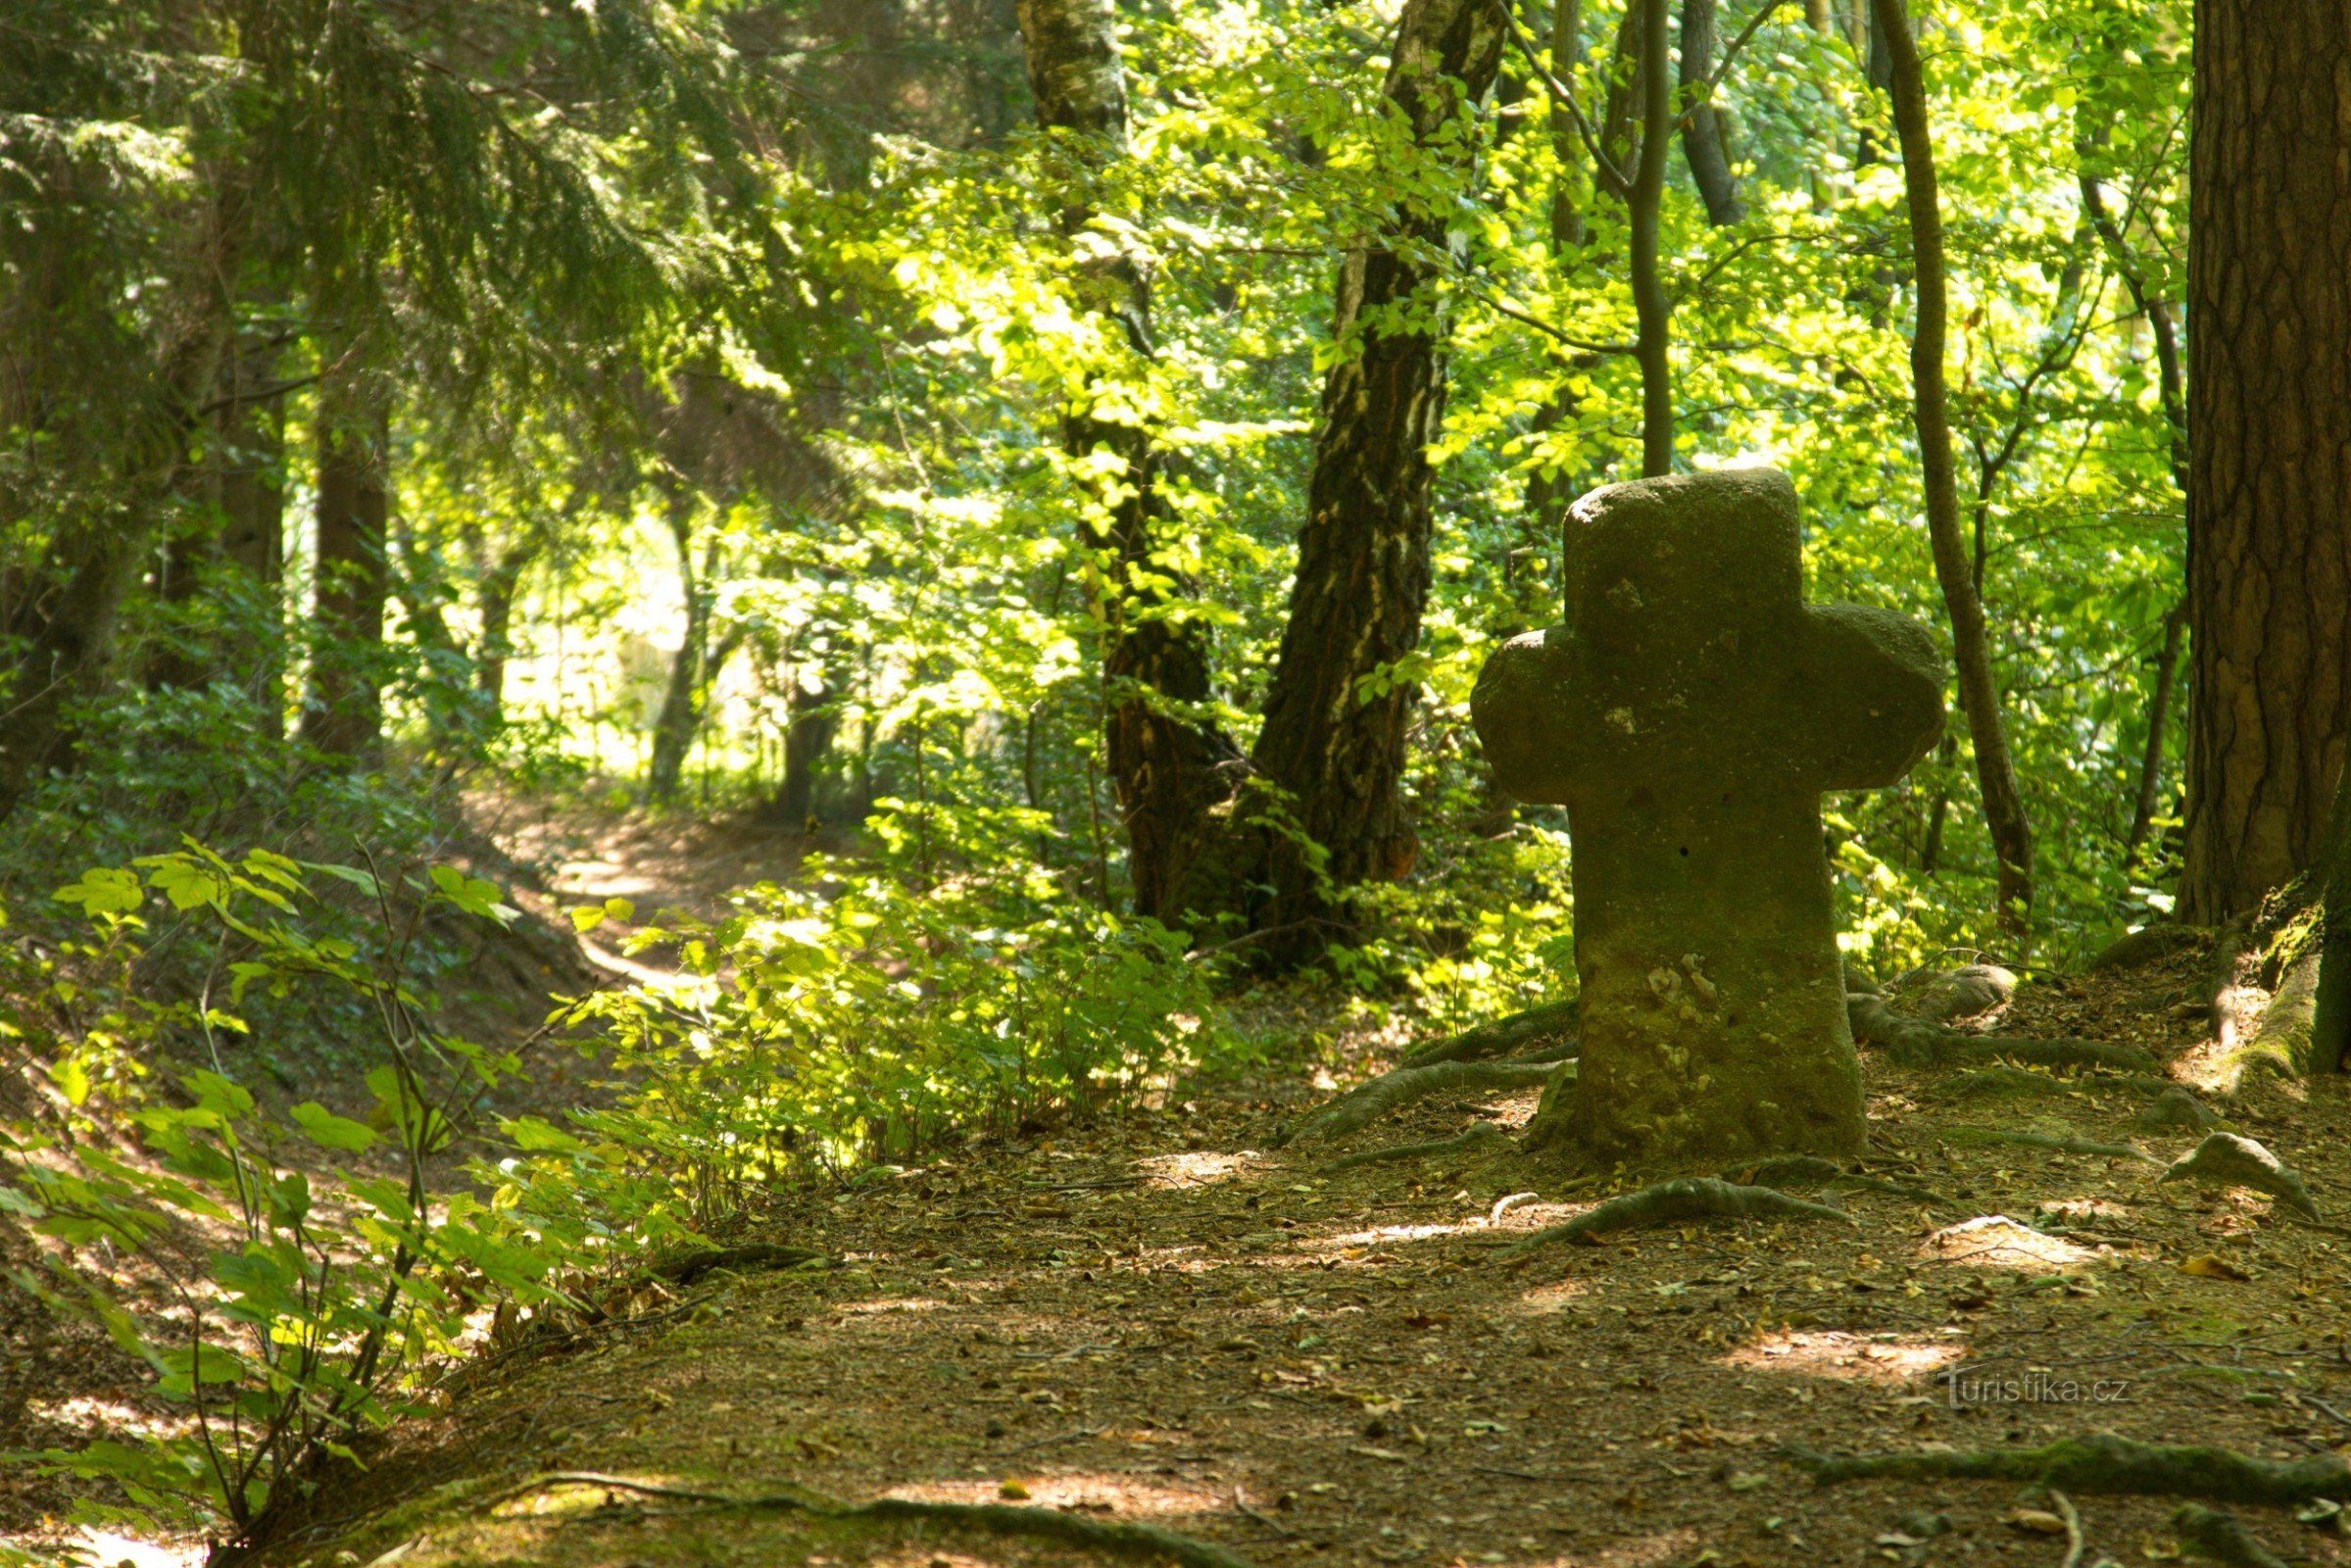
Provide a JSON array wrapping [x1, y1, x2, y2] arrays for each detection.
[[647, 499, 717, 803], [300, 402, 391, 762], [1016, 0, 1237, 922], [773, 672, 837, 829], [2180, 0, 2351, 923], [0, 524, 150, 819], [2312, 760, 2351, 1074], [1246, 0, 1508, 953]]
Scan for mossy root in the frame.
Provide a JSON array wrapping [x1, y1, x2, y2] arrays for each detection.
[[2159, 1133, 2321, 1219], [1720, 1155, 1939, 1204], [517, 1473, 1259, 1568], [1848, 994, 2155, 1072], [1501, 1176, 1856, 1255], [2171, 1504, 2289, 1568], [1278, 1060, 1560, 1148], [653, 1244, 833, 1285], [1943, 1128, 2160, 1164], [1399, 997, 1581, 1068], [1785, 1433, 2351, 1505], [1321, 1122, 1511, 1174]]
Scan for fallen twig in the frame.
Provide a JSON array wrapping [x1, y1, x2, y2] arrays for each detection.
[[2050, 1488, 2085, 1568], [515, 1472, 1260, 1568], [1500, 1176, 1856, 1255], [1786, 1433, 2351, 1504], [1279, 1060, 1560, 1148]]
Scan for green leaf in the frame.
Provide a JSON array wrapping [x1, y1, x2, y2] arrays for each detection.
[[53, 867, 143, 916], [290, 1102, 378, 1153], [502, 1115, 587, 1154]]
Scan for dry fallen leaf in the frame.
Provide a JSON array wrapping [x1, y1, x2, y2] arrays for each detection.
[[997, 1479, 1030, 1499], [2181, 1253, 2252, 1281], [2006, 1507, 2068, 1535]]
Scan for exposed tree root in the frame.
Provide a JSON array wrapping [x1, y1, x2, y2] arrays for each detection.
[[2171, 1504, 2289, 1568], [1320, 1122, 1511, 1174], [1399, 997, 1581, 1068], [2088, 923, 2205, 972], [1785, 1433, 2351, 1504], [514, 1472, 1260, 1568], [1848, 994, 2155, 1072], [652, 1244, 835, 1285], [1720, 1155, 1939, 1205], [2159, 1133, 2321, 1219], [2227, 950, 2321, 1083], [1943, 1128, 2160, 1164], [1501, 1177, 1855, 1255], [1277, 1060, 1562, 1148], [1945, 1065, 2073, 1099], [2136, 1086, 2222, 1132]]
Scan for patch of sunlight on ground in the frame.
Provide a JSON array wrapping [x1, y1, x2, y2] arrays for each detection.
[[1135, 1151, 1268, 1189], [889, 1472, 1225, 1516], [1509, 1279, 1590, 1315], [1921, 1215, 2095, 1271], [73, 1528, 204, 1567], [1725, 1328, 1964, 1383], [833, 1296, 950, 1315], [2035, 1197, 2134, 1222], [27, 1395, 197, 1441]]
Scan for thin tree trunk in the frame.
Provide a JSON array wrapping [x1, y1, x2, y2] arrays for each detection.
[[1676, 0, 1745, 225], [300, 399, 391, 762], [1016, 0, 1238, 921], [1245, 0, 1510, 956], [2180, 0, 2351, 923], [2125, 601, 2187, 869], [1629, 0, 1674, 475], [647, 500, 717, 803], [1872, 0, 2034, 941], [773, 670, 836, 828], [2311, 758, 2351, 1073], [473, 534, 541, 719]]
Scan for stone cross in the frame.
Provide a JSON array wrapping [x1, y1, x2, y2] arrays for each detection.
[[1473, 468, 1944, 1166]]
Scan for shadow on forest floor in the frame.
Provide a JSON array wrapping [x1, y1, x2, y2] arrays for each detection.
[[226, 938, 2351, 1568]]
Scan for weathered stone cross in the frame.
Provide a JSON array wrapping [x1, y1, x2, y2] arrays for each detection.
[[1474, 468, 1945, 1166]]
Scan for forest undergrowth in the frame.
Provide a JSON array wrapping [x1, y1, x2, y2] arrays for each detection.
[[11, 801, 2348, 1568]]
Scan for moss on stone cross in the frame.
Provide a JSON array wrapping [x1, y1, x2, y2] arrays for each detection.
[[1473, 469, 1945, 1166]]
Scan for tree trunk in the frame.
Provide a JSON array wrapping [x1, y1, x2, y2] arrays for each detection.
[[1629, 0, 1674, 475], [1872, 0, 2035, 942], [2125, 601, 2187, 869], [1244, 0, 1508, 955], [300, 401, 391, 762], [0, 522, 150, 820], [2180, 0, 2351, 923], [473, 534, 541, 720], [647, 500, 718, 803], [1676, 0, 1746, 226], [773, 671, 837, 829], [2311, 757, 2351, 1073], [1016, 0, 1239, 922]]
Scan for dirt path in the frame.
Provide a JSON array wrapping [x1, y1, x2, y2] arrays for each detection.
[[283, 970, 2351, 1568]]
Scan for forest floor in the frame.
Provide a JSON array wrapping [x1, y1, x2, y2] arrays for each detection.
[[253, 928, 2351, 1568]]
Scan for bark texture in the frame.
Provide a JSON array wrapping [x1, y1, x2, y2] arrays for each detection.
[[1017, 0, 1239, 922], [300, 402, 391, 761], [1243, 0, 1508, 951], [2181, 0, 2351, 922], [1628, 0, 1675, 475], [1872, 0, 2036, 939], [1675, 0, 1745, 226]]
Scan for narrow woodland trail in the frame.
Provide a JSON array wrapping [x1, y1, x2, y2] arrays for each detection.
[[278, 942, 2351, 1568]]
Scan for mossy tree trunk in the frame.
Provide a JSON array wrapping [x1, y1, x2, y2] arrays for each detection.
[[1239, 0, 1509, 958], [1017, 0, 1239, 923]]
